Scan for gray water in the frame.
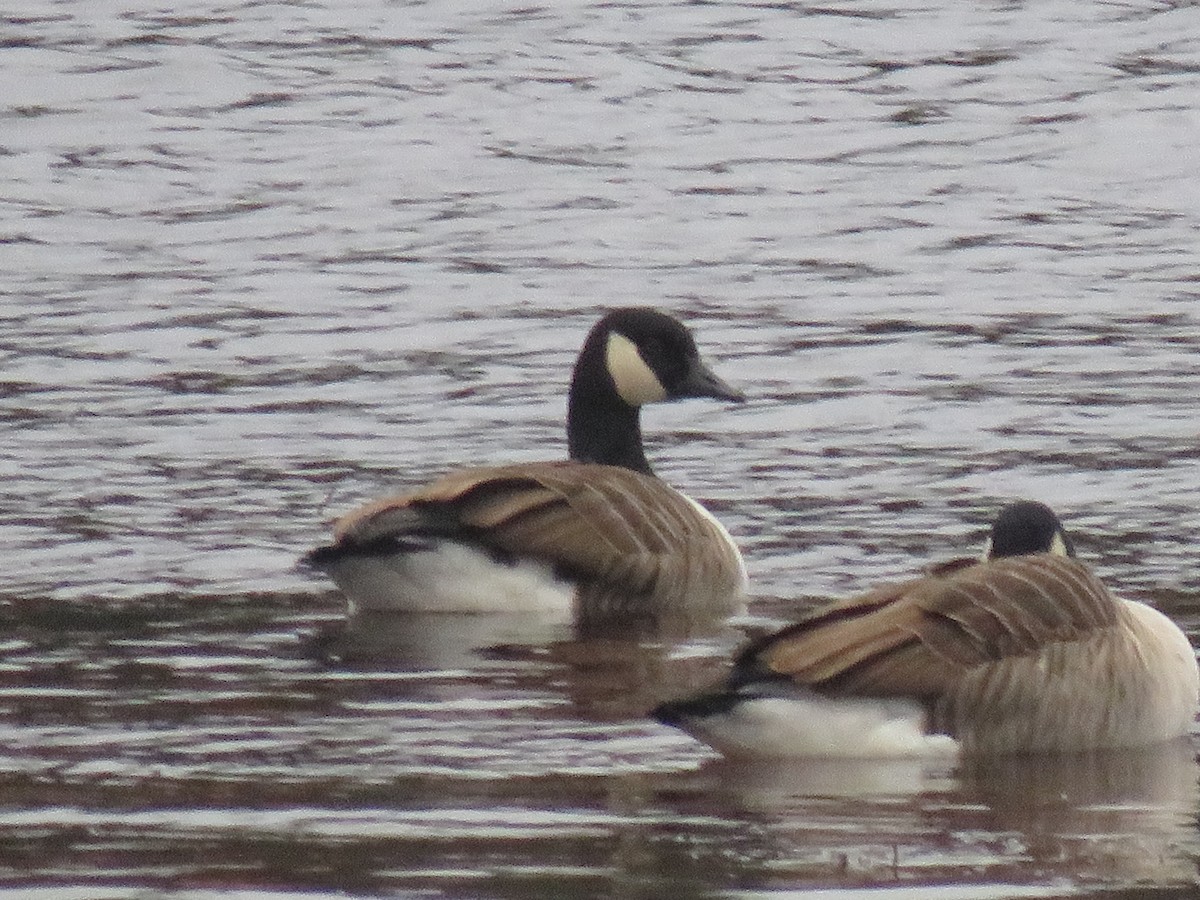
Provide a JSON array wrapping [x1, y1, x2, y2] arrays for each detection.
[[4, 0, 1200, 897]]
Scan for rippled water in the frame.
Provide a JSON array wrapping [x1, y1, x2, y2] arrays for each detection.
[[4, 0, 1200, 897]]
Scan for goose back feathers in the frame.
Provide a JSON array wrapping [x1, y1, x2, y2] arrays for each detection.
[[315, 461, 746, 622]]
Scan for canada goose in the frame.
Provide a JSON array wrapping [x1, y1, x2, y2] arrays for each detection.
[[305, 307, 747, 624], [654, 502, 1199, 757]]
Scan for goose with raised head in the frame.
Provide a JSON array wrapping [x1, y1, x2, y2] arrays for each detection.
[[654, 502, 1199, 757], [306, 308, 747, 626]]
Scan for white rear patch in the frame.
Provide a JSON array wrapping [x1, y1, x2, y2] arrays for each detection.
[[679, 691, 959, 759], [979, 530, 1070, 561], [606, 332, 667, 406], [326, 540, 577, 618]]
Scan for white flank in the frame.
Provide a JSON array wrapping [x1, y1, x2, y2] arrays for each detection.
[[605, 332, 667, 406], [326, 540, 577, 618]]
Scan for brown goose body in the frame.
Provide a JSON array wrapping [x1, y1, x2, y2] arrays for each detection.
[[316, 461, 746, 621], [657, 553, 1198, 756]]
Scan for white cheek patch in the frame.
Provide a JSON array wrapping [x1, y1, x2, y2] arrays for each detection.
[[981, 530, 1069, 561], [606, 332, 668, 406]]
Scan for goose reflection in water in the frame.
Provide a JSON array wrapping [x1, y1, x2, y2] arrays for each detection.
[[650, 740, 1200, 889]]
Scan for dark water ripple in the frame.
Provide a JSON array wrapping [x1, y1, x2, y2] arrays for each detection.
[[5, 0, 1200, 896]]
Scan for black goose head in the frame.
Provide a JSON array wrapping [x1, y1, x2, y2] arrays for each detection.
[[567, 308, 743, 474], [590, 307, 743, 406], [984, 500, 1075, 560]]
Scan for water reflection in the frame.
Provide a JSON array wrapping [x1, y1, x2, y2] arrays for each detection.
[[958, 742, 1200, 886], [313, 606, 744, 720], [698, 754, 954, 801], [308, 608, 574, 670], [649, 740, 1200, 890]]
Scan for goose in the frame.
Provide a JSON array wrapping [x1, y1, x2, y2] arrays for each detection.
[[654, 501, 1199, 757], [305, 307, 748, 625]]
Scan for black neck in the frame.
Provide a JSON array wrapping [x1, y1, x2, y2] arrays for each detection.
[[566, 387, 654, 476]]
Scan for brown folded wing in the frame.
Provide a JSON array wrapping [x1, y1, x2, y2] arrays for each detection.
[[332, 461, 743, 613], [745, 555, 1121, 698]]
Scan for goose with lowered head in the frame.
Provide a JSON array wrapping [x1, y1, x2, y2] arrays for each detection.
[[654, 501, 1199, 757]]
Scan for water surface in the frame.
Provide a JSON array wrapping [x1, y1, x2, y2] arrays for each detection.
[[4, 0, 1200, 897]]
